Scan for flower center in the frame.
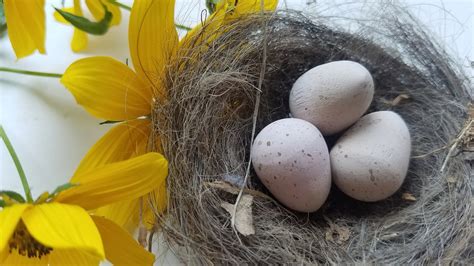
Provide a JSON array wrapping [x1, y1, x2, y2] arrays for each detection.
[[8, 221, 52, 259]]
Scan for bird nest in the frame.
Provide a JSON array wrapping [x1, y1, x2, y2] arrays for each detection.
[[151, 6, 472, 265]]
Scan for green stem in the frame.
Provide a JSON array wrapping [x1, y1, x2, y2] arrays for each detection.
[[0, 67, 62, 78], [0, 126, 33, 203], [175, 24, 192, 31], [107, 0, 192, 31], [107, 0, 131, 11]]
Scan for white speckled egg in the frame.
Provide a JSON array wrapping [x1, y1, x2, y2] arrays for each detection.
[[251, 118, 331, 212], [330, 111, 411, 202], [289, 60, 374, 135]]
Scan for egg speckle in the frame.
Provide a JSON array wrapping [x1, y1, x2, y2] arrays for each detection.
[[289, 60, 374, 135], [330, 111, 411, 202], [251, 118, 331, 212]]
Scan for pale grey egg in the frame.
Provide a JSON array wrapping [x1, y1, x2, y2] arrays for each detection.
[[251, 118, 331, 212], [330, 111, 411, 202], [289, 60, 374, 136]]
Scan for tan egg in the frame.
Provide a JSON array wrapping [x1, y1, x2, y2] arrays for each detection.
[[251, 118, 331, 212], [289, 60, 374, 136], [330, 111, 411, 202]]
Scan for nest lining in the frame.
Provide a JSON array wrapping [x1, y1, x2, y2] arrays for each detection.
[[151, 6, 472, 265]]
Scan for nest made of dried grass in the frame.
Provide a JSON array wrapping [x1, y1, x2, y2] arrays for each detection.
[[151, 4, 472, 265]]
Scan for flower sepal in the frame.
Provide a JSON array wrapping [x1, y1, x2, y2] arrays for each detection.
[[33, 182, 79, 204], [0, 191, 26, 206], [55, 3, 113, 35]]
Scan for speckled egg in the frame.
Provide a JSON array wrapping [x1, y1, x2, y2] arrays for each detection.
[[251, 118, 331, 212], [289, 60, 374, 136], [330, 111, 411, 202]]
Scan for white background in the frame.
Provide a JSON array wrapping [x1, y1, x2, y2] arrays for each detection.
[[0, 0, 472, 265]]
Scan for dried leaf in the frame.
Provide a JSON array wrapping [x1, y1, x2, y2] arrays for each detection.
[[325, 231, 334, 242], [391, 94, 410, 106], [379, 233, 399, 240], [381, 94, 410, 106], [221, 194, 255, 236], [402, 192, 416, 201], [206, 181, 240, 195], [325, 226, 350, 244], [205, 181, 273, 200], [463, 112, 474, 152], [324, 217, 351, 244], [337, 226, 351, 243], [446, 176, 457, 184], [138, 227, 148, 248]]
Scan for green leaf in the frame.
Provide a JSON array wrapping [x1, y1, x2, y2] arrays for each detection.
[[55, 4, 112, 35], [0, 2, 7, 38], [99, 120, 123, 125], [206, 0, 221, 14], [50, 182, 79, 196], [0, 199, 5, 207], [0, 190, 26, 203]]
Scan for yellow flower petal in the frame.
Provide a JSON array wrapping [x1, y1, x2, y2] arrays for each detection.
[[129, 0, 178, 95], [1, 248, 48, 265], [86, 0, 121, 26], [56, 153, 168, 210], [71, 120, 151, 232], [93, 198, 140, 233], [48, 249, 101, 266], [4, 0, 46, 59], [71, 0, 88, 52], [142, 181, 168, 229], [232, 0, 278, 15], [0, 249, 6, 263], [2, 250, 100, 265], [91, 184, 166, 243], [179, 0, 228, 48], [61, 56, 151, 121], [152, 181, 168, 215], [21, 203, 105, 259], [2, 249, 100, 265], [181, 0, 277, 49], [71, 29, 88, 52], [147, 179, 168, 214], [92, 216, 155, 266], [74, 120, 151, 175], [0, 204, 30, 252], [53, 3, 88, 52], [91, 129, 166, 232]]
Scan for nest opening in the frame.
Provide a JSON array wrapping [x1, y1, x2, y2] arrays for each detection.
[[152, 8, 472, 265]]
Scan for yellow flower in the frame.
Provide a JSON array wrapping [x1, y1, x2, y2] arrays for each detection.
[[54, 0, 122, 52], [0, 152, 167, 265], [60, 0, 277, 231], [3, 0, 46, 59], [182, 0, 279, 46], [3, 0, 121, 58]]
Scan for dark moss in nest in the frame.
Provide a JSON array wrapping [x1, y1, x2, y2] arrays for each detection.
[[151, 6, 472, 265]]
